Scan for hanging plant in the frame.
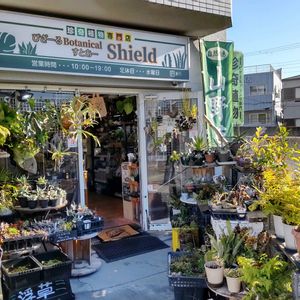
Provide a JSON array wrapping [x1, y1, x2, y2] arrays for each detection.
[[60, 96, 101, 145], [116, 97, 134, 115]]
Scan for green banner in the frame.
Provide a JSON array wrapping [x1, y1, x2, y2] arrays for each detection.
[[200, 40, 234, 146], [232, 51, 244, 125]]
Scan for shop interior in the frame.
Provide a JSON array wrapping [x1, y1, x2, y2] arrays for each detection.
[[0, 89, 140, 229]]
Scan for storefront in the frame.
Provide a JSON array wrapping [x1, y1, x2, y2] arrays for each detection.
[[0, 9, 206, 231]]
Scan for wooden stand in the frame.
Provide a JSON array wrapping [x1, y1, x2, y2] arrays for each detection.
[[60, 233, 102, 277]]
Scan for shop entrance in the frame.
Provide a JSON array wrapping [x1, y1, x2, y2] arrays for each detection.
[[84, 94, 140, 229]]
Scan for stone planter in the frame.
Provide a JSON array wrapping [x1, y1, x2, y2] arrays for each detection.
[[283, 223, 297, 251], [273, 215, 284, 240], [205, 261, 224, 287]]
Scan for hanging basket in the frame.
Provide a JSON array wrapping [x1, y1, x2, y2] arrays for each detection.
[[90, 93, 107, 117]]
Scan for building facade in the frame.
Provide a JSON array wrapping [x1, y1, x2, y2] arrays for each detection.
[[239, 65, 282, 134], [282, 75, 300, 135], [0, 0, 232, 230]]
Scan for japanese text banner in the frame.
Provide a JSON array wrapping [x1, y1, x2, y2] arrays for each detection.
[[200, 40, 234, 146], [232, 51, 244, 125]]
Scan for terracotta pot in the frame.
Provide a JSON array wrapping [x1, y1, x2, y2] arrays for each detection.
[[205, 153, 215, 163], [292, 228, 300, 254]]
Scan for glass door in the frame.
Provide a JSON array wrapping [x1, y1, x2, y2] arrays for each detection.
[[139, 92, 203, 230]]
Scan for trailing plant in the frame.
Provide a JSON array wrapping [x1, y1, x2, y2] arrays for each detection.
[[60, 96, 100, 145], [238, 254, 292, 300]]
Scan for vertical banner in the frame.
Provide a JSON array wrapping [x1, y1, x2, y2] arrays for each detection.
[[200, 40, 234, 146], [232, 51, 244, 125]]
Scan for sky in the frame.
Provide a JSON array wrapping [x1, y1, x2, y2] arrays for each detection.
[[227, 0, 300, 79]]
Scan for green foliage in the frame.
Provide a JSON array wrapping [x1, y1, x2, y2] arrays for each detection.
[[224, 268, 242, 278], [250, 168, 300, 225], [189, 136, 207, 152], [170, 150, 180, 162], [116, 97, 134, 115], [238, 254, 292, 300], [170, 250, 205, 276], [238, 126, 300, 171], [208, 221, 247, 267], [0, 125, 10, 146]]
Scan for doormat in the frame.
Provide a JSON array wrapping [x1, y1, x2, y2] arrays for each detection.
[[93, 234, 169, 262], [98, 224, 140, 242]]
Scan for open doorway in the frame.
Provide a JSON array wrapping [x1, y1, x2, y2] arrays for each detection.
[[84, 94, 140, 229]]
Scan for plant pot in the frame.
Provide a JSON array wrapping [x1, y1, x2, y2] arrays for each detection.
[[205, 153, 215, 164], [292, 229, 300, 254], [48, 199, 58, 207], [191, 151, 204, 166], [283, 223, 297, 251], [18, 197, 28, 208], [180, 156, 190, 166], [225, 276, 241, 293], [27, 200, 38, 209], [205, 261, 224, 287], [273, 215, 284, 240], [38, 199, 48, 208], [217, 150, 231, 162], [230, 142, 242, 156]]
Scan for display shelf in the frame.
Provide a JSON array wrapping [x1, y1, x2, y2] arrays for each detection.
[[207, 282, 246, 300], [14, 201, 68, 213]]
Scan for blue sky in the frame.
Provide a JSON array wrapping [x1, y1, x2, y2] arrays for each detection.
[[227, 0, 300, 78]]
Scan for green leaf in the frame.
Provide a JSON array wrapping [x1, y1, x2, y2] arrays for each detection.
[[116, 100, 124, 113], [123, 102, 133, 115]]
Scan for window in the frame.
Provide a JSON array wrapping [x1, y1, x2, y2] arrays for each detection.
[[296, 88, 300, 100], [249, 113, 268, 124], [258, 113, 267, 124], [250, 85, 266, 96]]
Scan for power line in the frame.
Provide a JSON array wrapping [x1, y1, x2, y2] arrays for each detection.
[[245, 42, 300, 56]]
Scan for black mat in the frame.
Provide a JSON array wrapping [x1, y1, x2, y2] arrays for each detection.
[[93, 233, 169, 262]]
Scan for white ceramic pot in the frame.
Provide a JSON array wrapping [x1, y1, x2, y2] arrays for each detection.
[[205, 261, 224, 287], [283, 223, 297, 251], [226, 276, 241, 293], [273, 215, 284, 239]]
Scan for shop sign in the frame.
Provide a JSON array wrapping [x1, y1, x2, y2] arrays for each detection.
[[200, 40, 234, 146], [232, 51, 244, 125], [0, 10, 189, 81], [5, 280, 72, 300]]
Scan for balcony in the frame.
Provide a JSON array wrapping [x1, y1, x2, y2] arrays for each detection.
[[0, 0, 232, 37]]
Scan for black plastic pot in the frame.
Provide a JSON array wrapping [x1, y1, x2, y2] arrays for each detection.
[[180, 156, 190, 166], [48, 199, 58, 207], [191, 151, 204, 166], [217, 150, 231, 162], [38, 199, 48, 208], [27, 200, 38, 209], [18, 197, 28, 208]]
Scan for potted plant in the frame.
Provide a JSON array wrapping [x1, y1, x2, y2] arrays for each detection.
[[237, 254, 292, 299], [27, 193, 38, 209], [224, 268, 242, 293], [37, 187, 48, 208], [204, 260, 224, 288], [216, 144, 232, 162], [18, 189, 29, 208], [36, 176, 47, 190], [48, 187, 59, 207], [180, 151, 190, 166], [204, 149, 216, 164], [189, 136, 206, 166]]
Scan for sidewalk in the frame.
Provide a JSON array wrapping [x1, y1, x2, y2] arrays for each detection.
[[71, 232, 174, 300]]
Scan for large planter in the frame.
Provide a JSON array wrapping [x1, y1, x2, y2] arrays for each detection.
[[292, 229, 300, 254], [225, 276, 241, 293], [273, 215, 284, 240], [205, 261, 224, 288], [283, 223, 297, 251]]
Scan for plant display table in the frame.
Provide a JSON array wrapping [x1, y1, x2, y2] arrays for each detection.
[[60, 232, 102, 277], [206, 282, 246, 300], [14, 201, 68, 214]]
